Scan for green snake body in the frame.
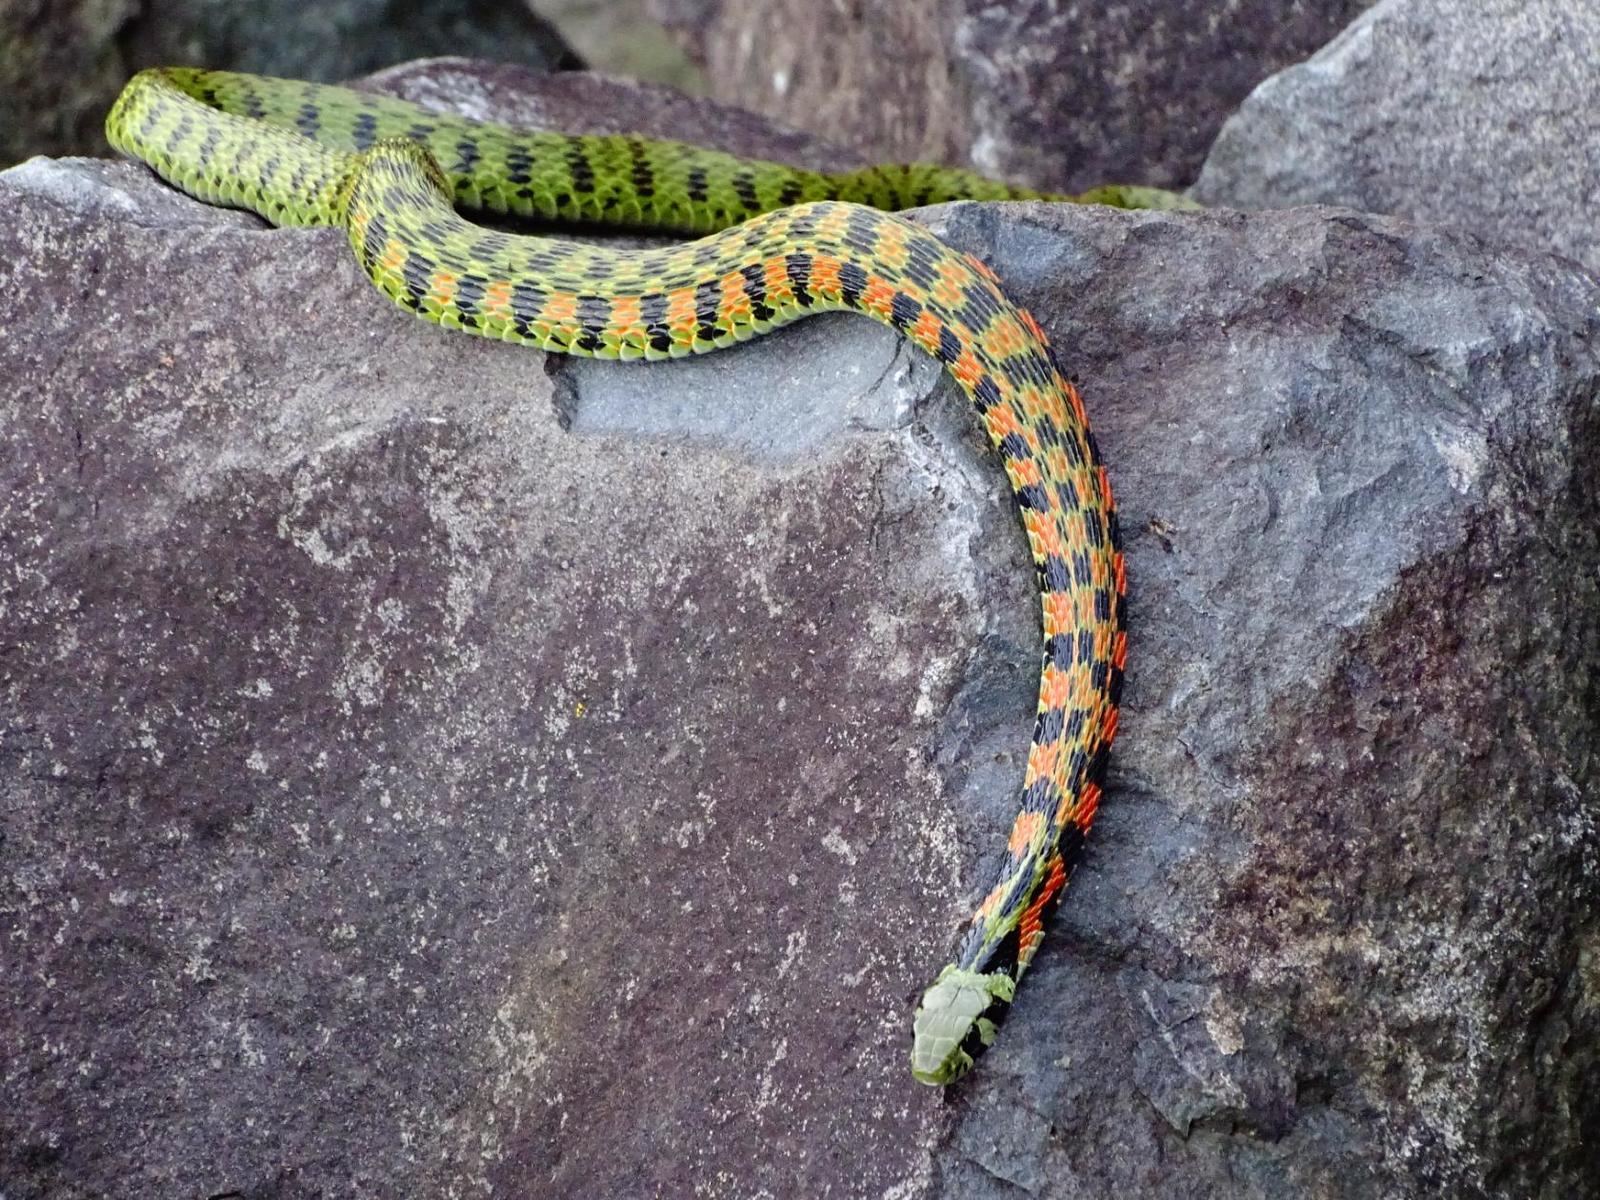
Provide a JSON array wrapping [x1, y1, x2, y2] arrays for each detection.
[[106, 67, 1130, 1085]]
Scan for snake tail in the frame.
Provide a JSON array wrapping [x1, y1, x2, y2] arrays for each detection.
[[105, 67, 1128, 1086]]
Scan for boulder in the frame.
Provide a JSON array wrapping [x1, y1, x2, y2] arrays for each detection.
[[1194, 0, 1600, 276], [646, 0, 1378, 192], [2, 66, 1597, 1200]]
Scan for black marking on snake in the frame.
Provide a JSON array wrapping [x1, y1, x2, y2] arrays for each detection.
[[1083, 509, 1106, 548], [971, 375, 1002, 415], [469, 233, 509, 260], [889, 292, 922, 331], [1034, 706, 1066, 745], [454, 274, 487, 317], [999, 432, 1030, 463], [566, 146, 596, 194], [352, 112, 379, 150], [685, 167, 710, 203], [511, 282, 549, 319], [361, 214, 389, 269], [639, 293, 670, 326], [1044, 635, 1073, 671], [1041, 555, 1072, 592], [1060, 434, 1086, 469], [1073, 630, 1096, 669], [1033, 413, 1065, 449], [1021, 777, 1059, 816], [739, 263, 774, 322], [576, 294, 613, 328], [785, 254, 814, 307], [692, 279, 722, 323], [731, 170, 760, 211], [1016, 482, 1051, 512], [838, 261, 868, 307], [627, 139, 656, 199], [1070, 551, 1093, 588]]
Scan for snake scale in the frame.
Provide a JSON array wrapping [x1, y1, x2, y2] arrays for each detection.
[[106, 67, 1131, 1086]]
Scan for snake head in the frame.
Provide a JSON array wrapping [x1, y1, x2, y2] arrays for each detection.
[[910, 965, 1017, 1085]]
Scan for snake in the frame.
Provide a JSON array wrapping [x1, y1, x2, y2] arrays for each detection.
[[105, 67, 1133, 1086]]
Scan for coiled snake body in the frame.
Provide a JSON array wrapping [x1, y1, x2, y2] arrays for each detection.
[[106, 67, 1129, 1086]]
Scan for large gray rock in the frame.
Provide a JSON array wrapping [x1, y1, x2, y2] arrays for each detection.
[[3, 69, 1598, 1200], [647, 0, 1376, 192], [1194, 0, 1600, 276]]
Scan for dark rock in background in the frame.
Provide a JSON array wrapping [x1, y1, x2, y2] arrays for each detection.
[[362, 58, 860, 172], [0, 0, 579, 165], [3, 62, 1599, 1200], [646, 0, 1377, 193], [1194, 0, 1600, 276]]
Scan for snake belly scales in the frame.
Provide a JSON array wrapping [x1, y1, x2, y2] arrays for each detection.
[[105, 67, 1130, 1086]]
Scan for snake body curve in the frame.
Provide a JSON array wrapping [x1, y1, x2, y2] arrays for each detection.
[[106, 68, 1128, 1086]]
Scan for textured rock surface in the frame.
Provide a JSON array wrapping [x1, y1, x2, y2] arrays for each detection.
[[4, 69, 1600, 1200], [647, 0, 1375, 192], [1194, 0, 1600, 276], [0, 0, 578, 165]]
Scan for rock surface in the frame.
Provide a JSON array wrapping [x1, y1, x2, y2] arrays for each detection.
[[647, 0, 1376, 192], [4, 68, 1600, 1200], [1194, 0, 1600, 276], [0, 0, 578, 165]]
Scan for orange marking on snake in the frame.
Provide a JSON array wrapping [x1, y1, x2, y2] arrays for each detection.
[[610, 294, 643, 330], [1007, 455, 1043, 489], [860, 276, 897, 319], [763, 255, 792, 305], [718, 270, 751, 321], [1024, 508, 1066, 559], [1040, 664, 1072, 709], [429, 271, 458, 308], [984, 401, 1024, 443], [965, 254, 1003, 286], [983, 314, 1029, 358], [1016, 854, 1067, 967], [1025, 741, 1060, 787], [930, 264, 968, 308], [543, 292, 578, 324], [952, 348, 984, 389], [909, 310, 944, 352], [483, 279, 513, 319], [665, 287, 697, 336], [1043, 591, 1077, 638], [809, 256, 842, 298], [1062, 781, 1103, 829], [1008, 811, 1045, 858]]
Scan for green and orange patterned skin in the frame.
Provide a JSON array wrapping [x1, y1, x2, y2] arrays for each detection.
[[106, 67, 1132, 1086]]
